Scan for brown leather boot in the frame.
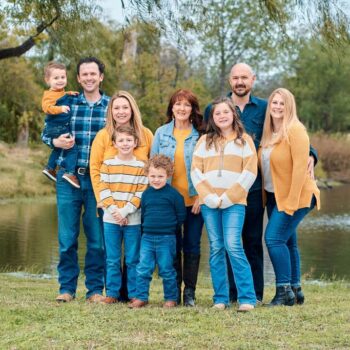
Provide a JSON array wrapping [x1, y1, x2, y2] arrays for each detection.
[[128, 299, 148, 309]]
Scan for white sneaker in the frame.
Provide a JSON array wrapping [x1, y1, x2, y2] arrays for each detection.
[[238, 303, 255, 312], [212, 303, 226, 310]]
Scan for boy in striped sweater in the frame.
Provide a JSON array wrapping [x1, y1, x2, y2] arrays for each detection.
[[99, 125, 148, 304]]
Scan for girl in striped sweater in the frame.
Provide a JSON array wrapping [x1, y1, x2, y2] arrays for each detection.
[[191, 97, 257, 312], [99, 125, 148, 304]]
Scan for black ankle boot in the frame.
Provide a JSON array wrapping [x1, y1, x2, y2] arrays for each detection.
[[183, 254, 200, 307], [292, 286, 305, 305], [268, 286, 295, 306]]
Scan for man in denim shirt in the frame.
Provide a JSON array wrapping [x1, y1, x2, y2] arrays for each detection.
[[42, 57, 109, 303], [204, 63, 316, 303]]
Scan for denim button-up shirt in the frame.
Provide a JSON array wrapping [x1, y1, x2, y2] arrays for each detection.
[[151, 120, 200, 197]]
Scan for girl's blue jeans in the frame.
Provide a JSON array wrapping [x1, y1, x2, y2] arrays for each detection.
[[201, 204, 256, 305]]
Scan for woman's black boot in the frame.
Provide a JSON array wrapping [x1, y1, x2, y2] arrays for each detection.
[[268, 286, 295, 306], [183, 254, 200, 307], [292, 286, 305, 305]]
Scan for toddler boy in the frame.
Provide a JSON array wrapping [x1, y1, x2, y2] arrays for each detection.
[[41, 61, 80, 188], [129, 154, 186, 308]]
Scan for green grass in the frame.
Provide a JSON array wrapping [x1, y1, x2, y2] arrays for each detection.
[[1, 274, 349, 349]]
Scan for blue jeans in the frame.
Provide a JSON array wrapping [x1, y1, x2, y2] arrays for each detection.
[[176, 206, 204, 255], [56, 169, 105, 298], [136, 234, 177, 302], [227, 189, 264, 301], [265, 192, 315, 286], [201, 204, 256, 305], [44, 120, 78, 174], [103, 222, 141, 298]]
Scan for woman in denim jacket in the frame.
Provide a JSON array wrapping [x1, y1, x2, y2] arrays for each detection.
[[151, 89, 205, 306]]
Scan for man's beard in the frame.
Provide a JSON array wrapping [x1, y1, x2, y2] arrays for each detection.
[[233, 85, 251, 97]]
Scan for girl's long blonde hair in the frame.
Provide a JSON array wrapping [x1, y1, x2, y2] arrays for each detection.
[[105, 90, 144, 146], [261, 88, 300, 148]]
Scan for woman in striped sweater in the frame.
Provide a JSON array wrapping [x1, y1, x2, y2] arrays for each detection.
[[191, 96, 257, 312], [259, 88, 320, 306]]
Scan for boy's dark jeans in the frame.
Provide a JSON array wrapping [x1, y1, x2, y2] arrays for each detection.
[[44, 121, 78, 174]]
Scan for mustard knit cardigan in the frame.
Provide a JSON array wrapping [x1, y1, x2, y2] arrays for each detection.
[[258, 121, 320, 215]]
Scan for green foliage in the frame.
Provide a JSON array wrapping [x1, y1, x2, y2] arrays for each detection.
[[0, 57, 42, 143], [187, 0, 290, 96], [285, 39, 350, 132], [116, 22, 211, 132]]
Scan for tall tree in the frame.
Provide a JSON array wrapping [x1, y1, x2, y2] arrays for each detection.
[[285, 39, 350, 132], [0, 0, 99, 60], [188, 0, 287, 95]]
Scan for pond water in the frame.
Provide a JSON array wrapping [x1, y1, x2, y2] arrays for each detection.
[[1, 185, 349, 283]]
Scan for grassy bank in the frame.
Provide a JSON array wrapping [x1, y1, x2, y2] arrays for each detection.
[[0, 134, 349, 200], [311, 133, 350, 183], [0, 142, 55, 200], [0, 274, 349, 349]]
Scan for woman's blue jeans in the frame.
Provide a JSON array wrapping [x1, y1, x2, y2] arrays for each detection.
[[176, 206, 204, 255], [103, 222, 141, 299], [201, 204, 256, 305], [265, 192, 315, 287], [136, 234, 177, 302]]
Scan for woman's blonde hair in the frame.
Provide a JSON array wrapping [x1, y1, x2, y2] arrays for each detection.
[[105, 91, 144, 146], [261, 88, 300, 148]]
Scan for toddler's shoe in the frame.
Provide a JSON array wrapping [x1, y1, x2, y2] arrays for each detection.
[[42, 168, 57, 182], [62, 173, 80, 188], [163, 301, 177, 308], [128, 299, 148, 309]]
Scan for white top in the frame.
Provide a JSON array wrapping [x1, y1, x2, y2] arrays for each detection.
[[261, 147, 274, 193]]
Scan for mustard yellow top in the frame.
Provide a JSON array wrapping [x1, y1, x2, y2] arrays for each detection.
[[258, 121, 320, 215], [172, 128, 196, 207], [90, 126, 153, 202], [42, 89, 77, 114]]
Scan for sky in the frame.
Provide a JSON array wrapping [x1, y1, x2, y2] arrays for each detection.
[[99, 0, 125, 23]]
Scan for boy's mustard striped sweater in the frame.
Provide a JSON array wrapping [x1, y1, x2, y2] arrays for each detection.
[[99, 157, 148, 225], [191, 133, 257, 209]]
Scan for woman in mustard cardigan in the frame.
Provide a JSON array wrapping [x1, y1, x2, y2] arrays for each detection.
[[259, 88, 320, 306]]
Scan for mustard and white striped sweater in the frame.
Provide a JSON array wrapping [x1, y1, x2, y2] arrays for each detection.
[[99, 157, 148, 225], [191, 133, 257, 209]]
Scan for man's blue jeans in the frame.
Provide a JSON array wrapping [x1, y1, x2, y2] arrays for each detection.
[[56, 169, 105, 298], [136, 234, 177, 302], [103, 222, 141, 299], [265, 192, 315, 286], [201, 204, 256, 305]]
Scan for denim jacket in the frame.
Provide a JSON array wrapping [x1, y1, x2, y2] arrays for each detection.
[[151, 120, 200, 197]]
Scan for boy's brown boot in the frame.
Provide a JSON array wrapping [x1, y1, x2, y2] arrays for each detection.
[[42, 168, 57, 182], [62, 173, 80, 188], [102, 297, 118, 304]]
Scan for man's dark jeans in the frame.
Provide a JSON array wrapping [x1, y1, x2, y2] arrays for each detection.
[[227, 189, 264, 302]]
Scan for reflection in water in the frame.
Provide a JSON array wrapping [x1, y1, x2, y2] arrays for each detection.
[[0, 185, 349, 283]]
